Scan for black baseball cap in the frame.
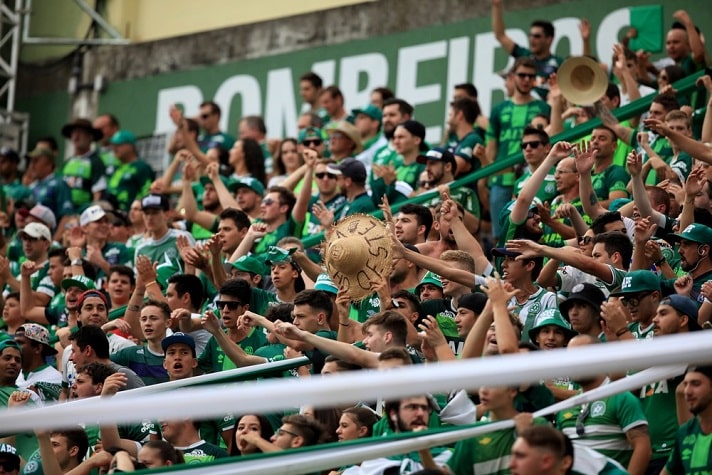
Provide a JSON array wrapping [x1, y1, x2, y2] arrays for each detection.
[[327, 158, 367, 182], [141, 194, 170, 211]]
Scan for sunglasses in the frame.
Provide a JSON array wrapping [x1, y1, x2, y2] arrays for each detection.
[[516, 73, 537, 80], [579, 236, 593, 245], [262, 198, 279, 206], [216, 300, 243, 311], [315, 172, 337, 180], [303, 139, 322, 147], [200, 113, 212, 120], [0, 461, 19, 472], [621, 292, 652, 308], [521, 140, 543, 149]]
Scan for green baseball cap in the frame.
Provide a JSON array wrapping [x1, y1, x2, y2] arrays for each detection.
[[298, 126, 324, 144], [416, 271, 443, 294], [610, 270, 661, 296], [528, 309, 577, 343], [264, 246, 296, 266], [231, 255, 267, 276], [61, 275, 96, 291], [351, 104, 383, 123], [199, 175, 239, 193], [109, 129, 137, 145], [233, 176, 265, 197], [668, 223, 712, 245]]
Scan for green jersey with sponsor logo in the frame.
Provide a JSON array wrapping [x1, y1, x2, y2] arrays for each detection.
[[107, 159, 155, 211], [665, 416, 712, 475], [176, 440, 229, 464], [638, 376, 683, 460], [61, 152, 106, 208], [198, 328, 268, 373]]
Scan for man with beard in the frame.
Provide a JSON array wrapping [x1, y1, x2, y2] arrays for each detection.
[[556, 335, 651, 475], [370, 98, 414, 189], [662, 224, 712, 306], [486, 57, 551, 240], [418, 147, 479, 233], [663, 366, 712, 475], [328, 158, 375, 220], [390, 244, 422, 293]]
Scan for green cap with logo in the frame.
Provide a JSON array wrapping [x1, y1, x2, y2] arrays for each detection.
[[528, 308, 577, 343], [233, 176, 265, 197], [669, 223, 712, 245], [314, 273, 338, 294], [610, 270, 660, 296], [264, 246, 297, 266], [109, 129, 137, 145], [231, 255, 267, 276], [298, 126, 324, 144], [61, 275, 96, 291], [351, 104, 383, 123]]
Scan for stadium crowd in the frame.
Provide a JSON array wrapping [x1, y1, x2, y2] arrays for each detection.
[[0, 1, 712, 474]]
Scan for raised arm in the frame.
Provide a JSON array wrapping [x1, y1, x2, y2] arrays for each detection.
[[575, 141, 607, 219], [203, 311, 267, 367], [700, 77, 712, 143], [481, 277, 519, 354], [673, 10, 706, 65], [441, 197, 491, 275], [292, 150, 318, 224], [645, 118, 712, 165], [18, 261, 50, 325], [181, 162, 219, 230], [511, 141, 574, 223], [491, 0, 516, 54], [273, 321, 379, 368], [460, 299, 493, 359]]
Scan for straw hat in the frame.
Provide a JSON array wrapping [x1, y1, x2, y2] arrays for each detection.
[[326, 121, 364, 154], [557, 56, 608, 106], [323, 214, 392, 301]]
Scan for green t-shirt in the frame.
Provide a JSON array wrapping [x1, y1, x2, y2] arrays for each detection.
[[447, 417, 549, 475], [486, 100, 551, 186], [198, 131, 235, 153], [591, 165, 630, 202], [252, 217, 300, 256], [110, 344, 169, 386], [349, 294, 382, 324], [106, 159, 155, 212], [198, 328, 268, 373], [509, 287, 558, 342], [61, 151, 106, 209], [557, 391, 648, 467], [513, 166, 558, 204], [29, 173, 75, 219], [638, 375, 683, 460], [249, 288, 279, 317], [627, 321, 655, 341], [541, 196, 591, 249], [303, 194, 347, 239], [134, 229, 195, 288], [337, 192, 377, 221], [665, 416, 712, 475], [254, 343, 300, 378], [453, 130, 485, 171], [176, 440, 229, 464]]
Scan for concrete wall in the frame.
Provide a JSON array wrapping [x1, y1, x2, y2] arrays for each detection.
[[18, 0, 569, 99]]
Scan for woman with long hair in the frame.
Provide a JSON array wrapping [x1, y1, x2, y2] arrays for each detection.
[[269, 138, 303, 187], [230, 414, 275, 456], [230, 138, 267, 185]]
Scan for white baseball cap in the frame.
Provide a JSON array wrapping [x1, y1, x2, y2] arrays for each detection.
[[18, 222, 51, 241], [79, 205, 107, 226]]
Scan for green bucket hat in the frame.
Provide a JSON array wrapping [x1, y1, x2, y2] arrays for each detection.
[[528, 308, 577, 343], [61, 275, 96, 292], [264, 246, 297, 266], [609, 270, 661, 297], [415, 271, 443, 294], [231, 255, 267, 276]]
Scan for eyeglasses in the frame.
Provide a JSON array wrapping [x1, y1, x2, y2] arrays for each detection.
[[303, 139, 322, 147], [516, 73, 537, 80], [277, 428, 299, 438], [216, 300, 243, 311], [579, 236, 593, 245], [521, 140, 543, 149], [621, 292, 652, 308], [315, 172, 337, 180], [400, 403, 431, 412]]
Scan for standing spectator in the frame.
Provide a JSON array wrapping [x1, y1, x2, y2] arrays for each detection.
[[197, 101, 235, 152], [93, 113, 121, 177], [238, 115, 272, 175], [24, 147, 74, 226], [486, 58, 551, 240], [106, 130, 155, 212], [299, 72, 327, 119], [320, 86, 349, 124], [60, 118, 106, 209], [352, 104, 387, 174]]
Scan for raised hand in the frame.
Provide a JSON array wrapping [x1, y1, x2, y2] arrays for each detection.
[[206, 162, 219, 181], [135, 255, 157, 287], [418, 315, 448, 349], [643, 119, 672, 136], [379, 195, 394, 226], [578, 18, 591, 41], [600, 298, 629, 337], [201, 310, 222, 335], [481, 275, 518, 303], [633, 217, 657, 244], [626, 151, 643, 178], [684, 166, 706, 198], [20, 260, 39, 277], [100, 373, 127, 397], [674, 275, 693, 297], [574, 141, 597, 174], [503, 239, 544, 259], [274, 321, 304, 340], [169, 104, 184, 126], [548, 141, 574, 161], [311, 201, 335, 229]]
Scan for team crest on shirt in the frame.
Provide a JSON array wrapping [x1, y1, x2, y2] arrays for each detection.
[[591, 401, 606, 417], [478, 437, 492, 445], [24, 462, 38, 472]]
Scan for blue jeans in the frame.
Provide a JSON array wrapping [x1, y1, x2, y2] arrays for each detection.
[[490, 184, 513, 239]]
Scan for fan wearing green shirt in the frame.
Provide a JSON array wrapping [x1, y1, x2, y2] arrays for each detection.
[[327, 158, 376, 220], [79, 205, 132, 283], [352, 104, 387, 174], [556, 335, 651, 475], [106, 130, 155, 212], [663, 365, 712, 475], [197, 279, 268, 374], [447, 97, 486, 178], [513, 127, 557, 205], [111, 299, 170, 386], [369, 98, 415, 190]]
